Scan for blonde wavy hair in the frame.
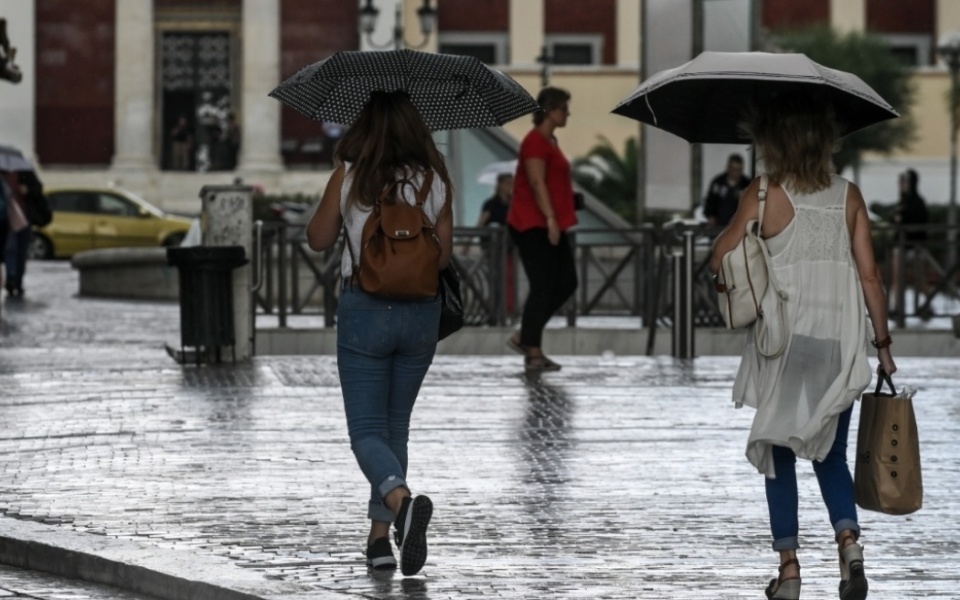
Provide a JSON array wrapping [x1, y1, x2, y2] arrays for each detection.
[[741, 93, 839, 195]]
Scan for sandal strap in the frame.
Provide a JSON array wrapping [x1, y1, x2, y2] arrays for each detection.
[[778, 558, 800, 574], [779, 558, 800, 572], [838, 531, 858, 546]]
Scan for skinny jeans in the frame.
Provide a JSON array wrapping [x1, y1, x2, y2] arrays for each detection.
[[765, 406, 860, 551], [336, 285, 440, 523]]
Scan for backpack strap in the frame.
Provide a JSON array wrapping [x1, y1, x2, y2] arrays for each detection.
[[415, 170, 434, 207]]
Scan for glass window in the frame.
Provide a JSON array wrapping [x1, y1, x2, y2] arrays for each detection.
[[97, 194, 140, 217], [48, 192, 96, 213], [544, 34, 603, 66], [439, 43, 498, 65], [551, 43, 594, 65]]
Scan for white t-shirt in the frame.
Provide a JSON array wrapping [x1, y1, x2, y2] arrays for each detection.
[[339, 162, 447, 278]]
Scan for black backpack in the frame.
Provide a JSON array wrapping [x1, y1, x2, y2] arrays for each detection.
[[19, 171, 52, 227]]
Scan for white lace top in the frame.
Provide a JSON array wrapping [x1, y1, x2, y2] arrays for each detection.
[[339, 162, 447, 278], [733, 175, 872, 477]]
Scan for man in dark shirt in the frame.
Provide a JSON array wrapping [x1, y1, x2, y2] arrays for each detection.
[[476, 173, 513, 227], [703, 154, 750, 228]]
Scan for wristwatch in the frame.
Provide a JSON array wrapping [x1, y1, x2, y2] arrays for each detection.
[[871, 335, 892, 349]]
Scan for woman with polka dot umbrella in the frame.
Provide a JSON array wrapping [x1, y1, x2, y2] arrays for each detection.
[[270, 49, 539, 131]]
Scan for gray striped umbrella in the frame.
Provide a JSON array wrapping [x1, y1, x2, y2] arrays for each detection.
[[613, 51, 899, 143], [0, 144, 33, 172], [269, 49, 539, 131]]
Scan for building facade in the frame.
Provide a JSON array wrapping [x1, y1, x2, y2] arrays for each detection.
[[0, 0, 958, 212]]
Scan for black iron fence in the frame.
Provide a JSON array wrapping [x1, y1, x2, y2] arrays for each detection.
[[254, 221, 960, 339]]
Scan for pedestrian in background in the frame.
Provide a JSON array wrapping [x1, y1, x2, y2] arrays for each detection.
[[506, 87, 578, 372], [703, 153, 750, 228], [1, 168, 28, 298], [471, 172, 516, 315], [305, 91, 453, 577], [475, 172, 513, 227], [169, 115, 193, 171], [889, 169, 930, 315], [4, 170, 44, 297], [710, 94, 896, 600]]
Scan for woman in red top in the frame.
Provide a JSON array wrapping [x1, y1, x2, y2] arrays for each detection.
[[506, 87, 578, 371]]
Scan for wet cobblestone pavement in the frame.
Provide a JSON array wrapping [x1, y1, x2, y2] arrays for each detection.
[[0, 263, 958, 599], [0, 564, 158, 600]]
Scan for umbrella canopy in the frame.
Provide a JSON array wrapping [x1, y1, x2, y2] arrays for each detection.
[[476, 159, 518, 185], [270, 49, 539, 131], [0, 144, 33, 172], [612, 51, 899, 144]]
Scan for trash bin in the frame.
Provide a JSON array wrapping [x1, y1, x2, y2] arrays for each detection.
[[167, 246, 248, 364]]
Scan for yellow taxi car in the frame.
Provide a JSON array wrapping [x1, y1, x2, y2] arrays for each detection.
[[31, 187, 193, 259]]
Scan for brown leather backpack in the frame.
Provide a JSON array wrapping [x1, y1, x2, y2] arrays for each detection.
[[346, 170, 441, 299]]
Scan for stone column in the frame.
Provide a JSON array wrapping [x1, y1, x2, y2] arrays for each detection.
[[509, 0, 544, 67], [616, 0, 641, 69], [830, 0, 866, 33], [404, 0, 439, 53], [0, 0, 36, 161], [111, 0, 156, 171], [937, 0, 960, 47], [238, 0, 283, 172]]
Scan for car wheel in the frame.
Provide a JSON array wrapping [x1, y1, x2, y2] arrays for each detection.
[[163, 233, 186, 247], [28, 234, 54, 260]]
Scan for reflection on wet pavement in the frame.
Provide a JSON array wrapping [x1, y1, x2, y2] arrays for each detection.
[[0, 263, 958, 599]]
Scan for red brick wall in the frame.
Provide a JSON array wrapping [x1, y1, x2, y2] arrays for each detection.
[[438, 0, 509, 31], [866, 0, 934, 34], [280, 0, 359, 164], [762, 0, 829, 30], [35, 0, 116, 165], [545, 0, 616, 65], [155, 0, 241, 8]]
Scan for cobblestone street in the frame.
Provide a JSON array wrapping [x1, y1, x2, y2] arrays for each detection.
[[0, 263, 957, 599]]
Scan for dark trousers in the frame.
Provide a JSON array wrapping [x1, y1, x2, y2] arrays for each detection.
[[510, 227, 578, 348], [5, 227, 30, 289]]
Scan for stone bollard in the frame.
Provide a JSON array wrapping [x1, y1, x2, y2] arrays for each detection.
[[199, 185, 254, 361]]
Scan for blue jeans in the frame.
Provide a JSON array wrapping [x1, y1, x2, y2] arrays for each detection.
[[765, 406, 860, 551], [337, 285, 441, 523]]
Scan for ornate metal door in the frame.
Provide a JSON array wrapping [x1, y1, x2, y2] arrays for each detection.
[[160, 32, 235, 171]]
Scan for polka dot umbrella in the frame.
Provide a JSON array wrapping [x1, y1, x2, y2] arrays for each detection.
[[269, 49, 540, 131]]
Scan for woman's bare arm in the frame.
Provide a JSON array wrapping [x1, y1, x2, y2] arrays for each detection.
[[306, 166, 345, 252], [847, 184, 897, 374], [709, 178, 761, 273], [436, 204, 453, 270], [524, 157, 560, 245]]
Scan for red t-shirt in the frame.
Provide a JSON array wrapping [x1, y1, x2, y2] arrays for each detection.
[[507, 129, 577, 232]]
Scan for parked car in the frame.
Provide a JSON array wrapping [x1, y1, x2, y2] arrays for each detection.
[[30, 187, 193, 259]]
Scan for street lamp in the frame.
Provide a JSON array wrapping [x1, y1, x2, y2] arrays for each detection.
[[359, 0, 437, 51], [536, 45, 552, 88], [937, 31, 960, 267]]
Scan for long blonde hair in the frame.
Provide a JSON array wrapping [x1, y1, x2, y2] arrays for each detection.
[[335, 91, 452, 215], [742, 94, 839, 194]]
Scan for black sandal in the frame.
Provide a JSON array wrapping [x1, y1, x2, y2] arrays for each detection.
[[506, 336, 526, 355], [765, 558, 801, 599], [524, 355, 562, 372]]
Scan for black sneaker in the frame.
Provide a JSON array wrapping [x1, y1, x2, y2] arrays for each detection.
[[365, 537, 397, 570], [394, 495, 433, 576]]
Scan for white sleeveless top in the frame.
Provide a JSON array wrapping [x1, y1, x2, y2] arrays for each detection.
[[339, 163, 447, 278], [733, 175, 872, 477]]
